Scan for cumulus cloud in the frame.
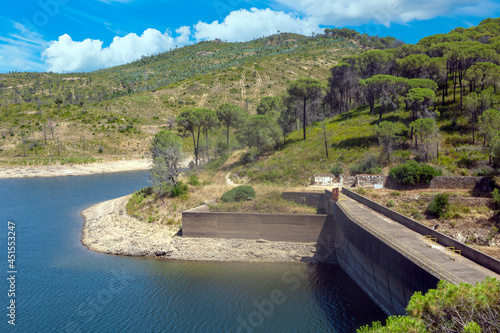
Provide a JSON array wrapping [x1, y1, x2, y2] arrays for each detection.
[[175, 26, 192, 44], [42, 28, 177, 72], [275, 0, 481, 27], [193, 8, 322, 42]]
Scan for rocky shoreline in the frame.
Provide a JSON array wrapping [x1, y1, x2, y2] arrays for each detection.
[[0, 159, 151, 179], [81, 195, 317, 262]]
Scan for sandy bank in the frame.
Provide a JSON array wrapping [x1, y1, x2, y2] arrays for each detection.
[[81, 195, 317, 262], [0, 159, 152, 179]]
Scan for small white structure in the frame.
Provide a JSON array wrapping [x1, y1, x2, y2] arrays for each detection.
[[314, 173, 335, 186]]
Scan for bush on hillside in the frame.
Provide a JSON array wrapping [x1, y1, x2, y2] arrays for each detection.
[[389, 160, 441, 185], [350, 154, 381, 175], [331, 164, 343, 177], [427, 193, 449, 218], [221, 185, 256, 202]]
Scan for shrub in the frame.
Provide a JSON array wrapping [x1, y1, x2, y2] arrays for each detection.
[[221, 185, 256, 202], [419, 164, 441, 183], [331, 164, 343, 177], [427, 193, 449, 218], [350, 153, 380, 175], [389, 160, 420, 185], [169, 181, 188, 198], [360, 278, 500, 333], [456, 153, 481, 168], [386, 200, 394, 208], [492, 188, 500, 208], [389, 160, 441, 185], [187, 174, 201, 186], [241, 147, 260, 164]]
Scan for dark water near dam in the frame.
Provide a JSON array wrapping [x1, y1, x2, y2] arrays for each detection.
[[0, 171, 386, 332]]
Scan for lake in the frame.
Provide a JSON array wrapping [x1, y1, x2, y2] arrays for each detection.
[[0, 171, 386, 332]]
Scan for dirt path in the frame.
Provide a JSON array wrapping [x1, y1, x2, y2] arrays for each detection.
[[239, 69, 247, 105]]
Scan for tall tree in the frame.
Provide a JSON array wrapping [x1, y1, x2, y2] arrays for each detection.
[[464, 91, 492, 144], [410, 118, 438, 161], [237, 115, 283, 153], [478, 109, 500, 163], [150, 131, 184, 200], [216, 103, 245, 150], [176, 108, 213, 166], [359, 75, 407, 122], [201, 109, 218, 162], [374, 121, 403, 163], [396, 54, 431, 79], [405, 88, 436, 122], [256, 96, 285, 117], [328, 63, 356, 114], [356, 49, 394, 78], [287, 78, 325, 140], [427, 57, 448, 106]]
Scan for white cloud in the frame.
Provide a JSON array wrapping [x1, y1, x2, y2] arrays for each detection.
[[275, 0, 481, 27], [42, 28, 177, 72], [193, 8, 322, 42], [0, 21, 46, 72], [175, 26, 191, 45]]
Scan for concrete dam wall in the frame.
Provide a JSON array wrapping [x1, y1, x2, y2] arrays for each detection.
[[182, 192, 445, 315], [323, 197, 438, 315]]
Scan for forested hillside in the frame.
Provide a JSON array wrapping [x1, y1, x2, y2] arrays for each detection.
[[229, 17, 500, 185]]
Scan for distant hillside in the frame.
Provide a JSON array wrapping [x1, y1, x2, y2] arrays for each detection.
[[0, 32, 366, 163]]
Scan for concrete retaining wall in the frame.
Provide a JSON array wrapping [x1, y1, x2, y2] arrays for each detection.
[[385, 176, 493, 192], [341, 187, 500, 275], [281, 191, 327, 213], [182, 209, 328, 242]]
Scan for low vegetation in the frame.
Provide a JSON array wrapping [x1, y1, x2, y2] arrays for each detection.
[[220, 185, 256, 202], [359, 277, 500, 333], [389, 161, 442, 185]]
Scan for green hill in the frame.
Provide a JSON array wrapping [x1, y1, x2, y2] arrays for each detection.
[[0, 33, 364, 164]]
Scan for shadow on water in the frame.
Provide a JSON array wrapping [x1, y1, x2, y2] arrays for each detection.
[[302, 214, 387, 332], [307, 263, 387, 333]]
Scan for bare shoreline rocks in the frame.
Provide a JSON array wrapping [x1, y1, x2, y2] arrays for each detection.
[[0, 159, 152, 179], [81, 195, 317, 263]]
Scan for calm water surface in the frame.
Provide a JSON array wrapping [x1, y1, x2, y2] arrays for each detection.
[[0, 171, 386, 332]]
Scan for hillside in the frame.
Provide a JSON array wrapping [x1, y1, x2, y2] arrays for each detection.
[[0, 33, 364, 165]]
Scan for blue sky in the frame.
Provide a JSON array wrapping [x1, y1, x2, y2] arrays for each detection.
[[1, 0, 499, 73]]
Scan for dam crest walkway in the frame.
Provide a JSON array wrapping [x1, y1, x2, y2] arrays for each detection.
[[337, 194, 500, 285]]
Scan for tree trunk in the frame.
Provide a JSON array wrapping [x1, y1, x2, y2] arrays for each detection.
[[226, 124, 230, 150], [205, 130, 210, 162], [303, 98, 307, 140], [453, 71, 456, 103], [442, 84, 445, 106], [472, 117, 475, 145], [191, 131, 198, 166], [322, 121, 329, 159]]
